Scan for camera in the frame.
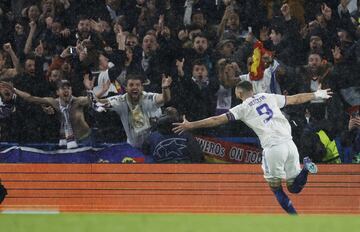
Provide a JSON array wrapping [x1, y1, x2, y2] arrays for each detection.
[[351, 111, 359, 118], [69, 47, 77, 55]]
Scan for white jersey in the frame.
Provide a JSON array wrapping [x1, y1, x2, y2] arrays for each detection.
[[107, 92, 162, 148], [228, 93, 292, 148]]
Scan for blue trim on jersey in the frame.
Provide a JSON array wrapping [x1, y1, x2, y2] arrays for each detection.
[[225, 112, 236, 121]]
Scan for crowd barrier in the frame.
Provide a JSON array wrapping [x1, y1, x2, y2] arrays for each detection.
[[0, 164, 359, 214], [0, 137, 262, 164]]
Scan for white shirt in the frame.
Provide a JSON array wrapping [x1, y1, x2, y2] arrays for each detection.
[[93, 62, 118, 98], [338, 0, 357, 16], [106, 5, 118, 20], [107, 92, 163, 148], [239, 60, 281, 94], [228, 93, 292, 148], [216, 85, 232, 110], [239, 73, 268, 94]]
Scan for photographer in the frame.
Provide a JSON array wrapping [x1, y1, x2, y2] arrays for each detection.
[[143, 107, 204, 163]]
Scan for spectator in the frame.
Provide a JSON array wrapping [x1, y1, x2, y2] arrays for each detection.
[[0, 80, 16, 119], [125, 33, 139, 50], [184, 8, 217, 42], [215, 39, 236, 60], [0, 43, 20, 80], [90, 73, 172, 149], [11, 54, 52, 142], [143, 107, 204, 163], [278, 51, 334, 121], [300, 112, 341, 164], [133, 32, 174, 92], [8, 79, 93, 148], [217, 6, 243, 41], [183, 32, 215, 77], [215, 58, 254, 137], [104, 0, 124, 21], [307, 28, 333, 63], [266, 23, 298, 66], [0, 0, 357, 157], [340, 107, 360, 163], [171, 58, 219, 128], [69, 15, 104, 49]]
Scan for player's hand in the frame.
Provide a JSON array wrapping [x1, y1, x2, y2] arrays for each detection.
[[314, 88, 333, 99], [172, 115, 191, 134]]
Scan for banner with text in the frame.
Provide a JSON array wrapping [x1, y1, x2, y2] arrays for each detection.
[[195, 136, 262, 164], [0, 143, 147, 163]]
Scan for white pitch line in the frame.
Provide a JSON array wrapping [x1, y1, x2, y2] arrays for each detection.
[[1, 209, 59, 214]]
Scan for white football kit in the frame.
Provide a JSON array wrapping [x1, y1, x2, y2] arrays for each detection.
[[228, 93, 301, 180]]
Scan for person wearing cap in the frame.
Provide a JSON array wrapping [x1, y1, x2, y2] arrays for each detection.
[[0, 80, 92, 149], [216, 39, 236, 59]]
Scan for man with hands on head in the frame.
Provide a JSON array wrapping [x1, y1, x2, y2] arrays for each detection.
[[173, 80, 332, 215]]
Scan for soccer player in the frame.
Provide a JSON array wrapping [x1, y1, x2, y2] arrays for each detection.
[[173, 80, 332, 214]]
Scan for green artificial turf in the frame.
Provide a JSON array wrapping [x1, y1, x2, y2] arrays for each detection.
[[0, 214, 359, 232]]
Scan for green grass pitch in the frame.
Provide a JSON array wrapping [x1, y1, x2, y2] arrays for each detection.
[[0, 214, 359, 232]]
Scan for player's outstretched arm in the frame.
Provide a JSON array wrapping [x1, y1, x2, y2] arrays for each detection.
[[286, 88, 333, 105], [172, 114, 229, 134]]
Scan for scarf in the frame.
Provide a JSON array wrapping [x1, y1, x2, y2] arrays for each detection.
[[192, 76, 209, 90], [59, 97, 78, 149], [141, 52, 150, 71], [87, 90, 106, 112], [269, 60, 281, 94]]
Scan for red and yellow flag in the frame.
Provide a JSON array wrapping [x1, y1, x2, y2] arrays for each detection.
[[249, 41, 271, 81]]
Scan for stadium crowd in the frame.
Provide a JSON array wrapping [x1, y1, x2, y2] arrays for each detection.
[[0, 0, 359, 163]]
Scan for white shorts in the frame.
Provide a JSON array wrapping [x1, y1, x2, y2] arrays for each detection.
[[261, 140, 301, 181]]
